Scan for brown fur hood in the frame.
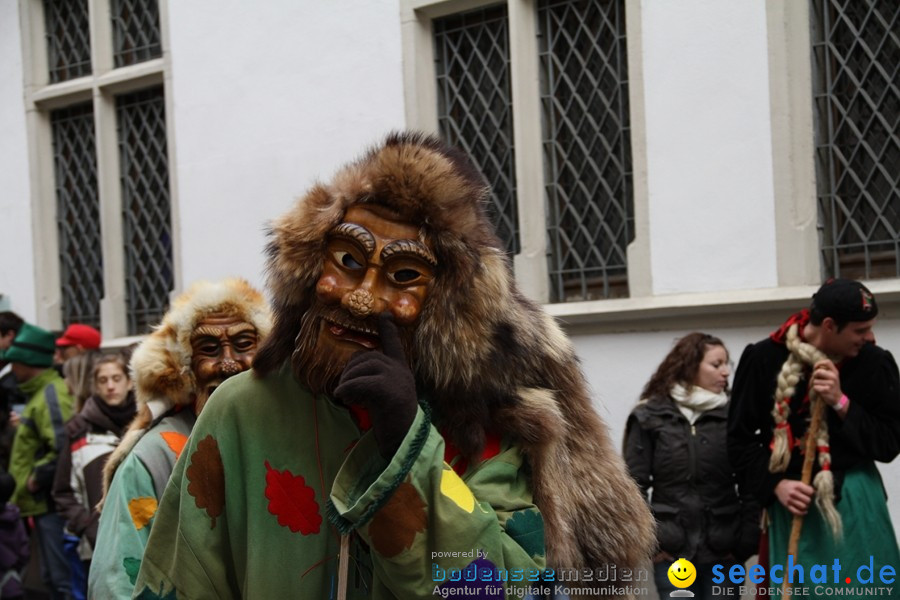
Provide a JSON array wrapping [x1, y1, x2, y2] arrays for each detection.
[[254, 132, 654, 584], [100, 278, 271, 506]]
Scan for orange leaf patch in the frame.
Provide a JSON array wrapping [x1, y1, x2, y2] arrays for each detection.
[[160, 431, 188, 460], [264, 460, 321, 535], [186, 435, 225, 529], [128, 497, 158, 530], [368, 480, 427, 557]]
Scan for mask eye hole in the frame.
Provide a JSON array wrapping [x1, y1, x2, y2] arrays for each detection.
[[332, 249, 365, 270], [390, 268, 423, 284]]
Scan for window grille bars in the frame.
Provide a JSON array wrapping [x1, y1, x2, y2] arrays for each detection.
[[538, 0, 633, 301], [112, 0, 163, 67], [811, 0, 899, 280], [434, 5, 521, 256], [44, 0, 92, 83], [117, 87, 172, 334], [51, 103, 103, 329]]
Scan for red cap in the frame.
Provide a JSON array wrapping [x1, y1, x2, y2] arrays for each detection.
[[56, 324, 102, 349]]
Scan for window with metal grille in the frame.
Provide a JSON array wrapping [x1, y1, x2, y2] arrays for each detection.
[[51, 103, 103, 329], [111, 0, 162, 68], [539, 0, 633, 301], [434, 5, 520, 255], [117, 87, 172, 334], [811, 0, 899, 280], [44, 0, 92, 83]]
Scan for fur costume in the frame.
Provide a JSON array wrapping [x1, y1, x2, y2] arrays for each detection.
[[101, 277, 271, 504], [253, 132, 655, 575]]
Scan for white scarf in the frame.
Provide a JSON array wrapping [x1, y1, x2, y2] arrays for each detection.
[[669, 383, 728, 425]]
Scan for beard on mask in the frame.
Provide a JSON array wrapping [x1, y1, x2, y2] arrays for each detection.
[[291, 302, 418, 398]]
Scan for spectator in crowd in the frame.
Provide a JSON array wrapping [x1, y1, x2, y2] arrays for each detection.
[[4, 323, 74, 599], [0, 471, 29, 600], [729, 279, 900, 597], [62, 351, 100, 414], [625, 332, 759, 599], [54, 324, 101, 366], [132, 132, 654, 599], [53, 352, 135, 599], [0, 312, 25, 471], [88, 278, 270, 599]]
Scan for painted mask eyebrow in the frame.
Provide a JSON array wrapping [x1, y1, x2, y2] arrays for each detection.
[[381, 239, 437, 267], [225, 323, 256, 337], [191, 326, 231, 340], [328, 222, 376, 255]]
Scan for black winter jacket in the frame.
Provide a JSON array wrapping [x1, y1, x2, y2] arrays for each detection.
[[624, 396, 760, 564]]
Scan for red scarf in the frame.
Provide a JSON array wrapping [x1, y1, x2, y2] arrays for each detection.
[[769, 309, 809, 344]]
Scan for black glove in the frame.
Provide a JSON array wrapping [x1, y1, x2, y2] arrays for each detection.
[[334, 313, 418, 459]]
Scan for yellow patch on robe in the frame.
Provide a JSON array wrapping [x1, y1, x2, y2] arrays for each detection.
[[439, 464, 475, 513]]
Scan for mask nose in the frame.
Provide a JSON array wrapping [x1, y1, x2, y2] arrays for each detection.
[[218, 359, 242, 377], [345, 288, 375, 318]]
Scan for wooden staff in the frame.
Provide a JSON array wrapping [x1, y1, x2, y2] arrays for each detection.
[[337, 533, 350, 600], [782, 387, 826, 599]]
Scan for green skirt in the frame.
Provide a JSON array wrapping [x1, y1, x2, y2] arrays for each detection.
[[769, 462, 900, 598]]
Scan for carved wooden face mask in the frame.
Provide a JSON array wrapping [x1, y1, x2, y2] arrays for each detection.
[[294, 205, 436, 394], [190, 312, 259, 412]]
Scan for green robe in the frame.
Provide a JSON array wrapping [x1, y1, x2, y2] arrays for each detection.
[[9, 367, 73, 517], [89, 409, 195, 599], [134, 367, 546, 599]]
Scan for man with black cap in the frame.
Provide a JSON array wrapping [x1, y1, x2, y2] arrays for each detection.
[[3, 323, 75, 599], [729, 279, 900, 595]]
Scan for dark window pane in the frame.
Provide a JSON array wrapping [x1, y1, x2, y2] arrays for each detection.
[[539, 0, 633, 301], [811, 0, 899, 279], [112, 0, 162, 67], [117, 87, 172, 334], [434, 4, 520, 255], [51, 103, 103, 328], [44, 0, 92, 83]]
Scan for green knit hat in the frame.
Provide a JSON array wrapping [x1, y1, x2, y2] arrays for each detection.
[[1, 323, 56, 367]]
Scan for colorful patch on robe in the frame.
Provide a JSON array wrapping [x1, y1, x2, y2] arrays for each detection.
[[505, 509, 545, 558], [264, 460, 321, 535], [160, 431, 189, 460], [123, 556, 141, 585], [128, 497, 158, 530], [186, 435, 226, 529], [440, 464, 475, 513], [368, 480, 427, 557]]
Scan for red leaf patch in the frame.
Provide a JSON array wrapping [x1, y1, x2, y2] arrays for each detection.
[[264, 460, 322, 535]]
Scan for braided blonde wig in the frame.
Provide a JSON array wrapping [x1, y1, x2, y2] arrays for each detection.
[[769, 323, 842, 539]]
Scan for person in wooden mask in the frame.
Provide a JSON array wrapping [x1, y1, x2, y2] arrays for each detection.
[[134, 133, 654, 600]]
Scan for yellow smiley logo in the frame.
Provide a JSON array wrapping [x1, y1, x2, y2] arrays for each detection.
[[667, 558, 697, 588]]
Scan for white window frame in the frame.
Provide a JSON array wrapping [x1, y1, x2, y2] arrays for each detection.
[[19, 0, 179, 340]]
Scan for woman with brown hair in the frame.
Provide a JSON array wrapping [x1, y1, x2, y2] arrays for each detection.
[[52, 353, 136, 596], [624, 332, 760, 599]]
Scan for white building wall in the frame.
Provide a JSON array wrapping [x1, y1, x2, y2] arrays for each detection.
[[642, 0, 778, 295], [0, 1, 37, 321], [166, 0, 407, 291]]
